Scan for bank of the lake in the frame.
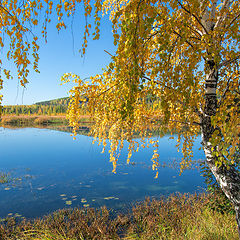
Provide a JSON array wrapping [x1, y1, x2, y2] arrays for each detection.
[[0, 193, 238, 240], [0, 115, 92, 127]]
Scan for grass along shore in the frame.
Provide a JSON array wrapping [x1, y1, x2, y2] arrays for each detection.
[[0, 115, 92, 127], [0, 193, 238, 239]]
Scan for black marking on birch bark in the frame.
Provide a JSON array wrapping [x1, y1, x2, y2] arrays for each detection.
[[207, 60, 215, 68], [201, 116, 215, 142], [206, 79, 217, 83], [204, 61, 218, 117], [204, 95, 217, 116], [205, 93, 216, 96], [205, 83, 217, 88]]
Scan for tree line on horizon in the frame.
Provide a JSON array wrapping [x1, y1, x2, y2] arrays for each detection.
[[2, 97, 70, 116], [2, 104, 67, 116]]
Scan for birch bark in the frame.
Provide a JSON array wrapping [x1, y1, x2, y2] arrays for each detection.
[[201, 60, 240, 236]]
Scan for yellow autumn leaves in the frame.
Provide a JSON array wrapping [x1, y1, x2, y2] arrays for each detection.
[[0, 0, 101, 108], [1, 0, 239, 173], [62, 0, 240, 174]]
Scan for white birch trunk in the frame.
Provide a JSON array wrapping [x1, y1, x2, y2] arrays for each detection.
[[203, 141, 240, 236], [202, 60, 240, 236]]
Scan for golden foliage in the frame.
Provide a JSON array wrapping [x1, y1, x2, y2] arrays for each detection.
[[0, 0, 101, 105], [1, 0, 239, 174], [63, 0, 240, 174]]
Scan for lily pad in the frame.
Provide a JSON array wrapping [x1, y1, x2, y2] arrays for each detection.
[[65, 201, 72, 205], [104, 197, 115, 200]]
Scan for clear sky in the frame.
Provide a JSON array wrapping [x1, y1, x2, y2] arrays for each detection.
[[2, 13, 115, 106]]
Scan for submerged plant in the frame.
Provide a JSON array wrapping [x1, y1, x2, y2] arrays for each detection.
[[0, 172, 11, 184]]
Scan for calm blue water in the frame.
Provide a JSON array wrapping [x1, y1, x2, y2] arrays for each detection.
[[0, 127, 206, 219]]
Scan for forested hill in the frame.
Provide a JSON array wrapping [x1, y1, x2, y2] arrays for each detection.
[[35, 97, 69, 106], [2, 97, 69, 115]]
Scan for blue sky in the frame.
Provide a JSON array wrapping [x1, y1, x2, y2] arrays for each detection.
[[2, 14, 116, 105]]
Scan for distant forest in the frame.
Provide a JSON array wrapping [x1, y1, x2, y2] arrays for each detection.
[[2, 95, 154, 116], [2, 97, 69, 115]]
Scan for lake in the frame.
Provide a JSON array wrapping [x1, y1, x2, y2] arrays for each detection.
[[0, 127, 206, 219]]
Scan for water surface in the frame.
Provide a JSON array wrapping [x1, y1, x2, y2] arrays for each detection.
[[0, 127, 206, 219]]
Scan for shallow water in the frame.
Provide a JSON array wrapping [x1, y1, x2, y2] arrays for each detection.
[[0, 127, 206, 219]]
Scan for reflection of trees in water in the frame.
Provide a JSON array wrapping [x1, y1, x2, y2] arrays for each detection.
[[128, 158, 203, 171], [1, 124, 91, 136], [0, 122, 176, 140]]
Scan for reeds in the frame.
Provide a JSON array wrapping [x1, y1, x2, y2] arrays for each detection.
[[0, 115, 68, 126]]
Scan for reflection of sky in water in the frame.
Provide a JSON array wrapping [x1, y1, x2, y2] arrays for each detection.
[[0, 127, 206, 218]]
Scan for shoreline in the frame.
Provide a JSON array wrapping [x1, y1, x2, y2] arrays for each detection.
[[0, 115, 92, 127], [0, 192, 237, 239]]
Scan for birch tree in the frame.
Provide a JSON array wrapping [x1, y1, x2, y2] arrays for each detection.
[[0, 0, 239, 236], [63, 0, 240, 234]]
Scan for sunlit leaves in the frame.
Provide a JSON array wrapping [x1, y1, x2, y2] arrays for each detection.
[[1, 0, 239, 174], [64, 0, 240, 174], [0, 0, 101, 109]]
